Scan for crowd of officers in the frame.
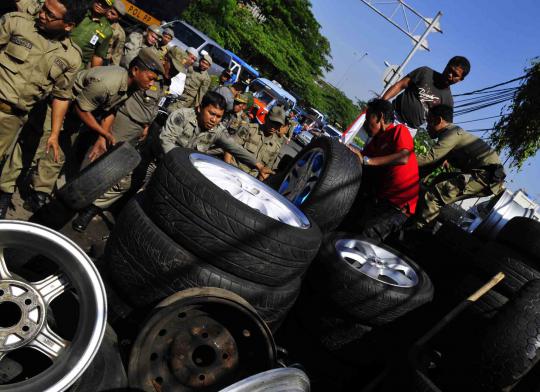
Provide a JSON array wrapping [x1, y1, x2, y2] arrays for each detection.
[[0, 0, 295, 232], [0, 0, 508, 239]]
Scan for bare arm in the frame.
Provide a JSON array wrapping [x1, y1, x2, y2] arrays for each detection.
[[74, 105, 115, 144], [366, 149, 410, 166], [47, 98, 70, 162], [90, 55, 104, 67], [381, 76, 412, 101]]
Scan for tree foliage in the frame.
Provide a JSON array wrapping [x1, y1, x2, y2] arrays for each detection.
[[490, 59, 540, 169], [181, 0, 361, 126]]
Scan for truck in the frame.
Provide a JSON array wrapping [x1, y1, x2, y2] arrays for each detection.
[[249, 78, 297, 124]]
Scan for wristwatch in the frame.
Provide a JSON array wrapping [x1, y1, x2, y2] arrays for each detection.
[[363, 156, 370, 166]]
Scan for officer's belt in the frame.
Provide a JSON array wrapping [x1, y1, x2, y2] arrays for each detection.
[[0, 100, 26, 116]]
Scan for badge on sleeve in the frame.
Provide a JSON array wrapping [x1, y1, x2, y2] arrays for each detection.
[[90, 34, 99, 46]]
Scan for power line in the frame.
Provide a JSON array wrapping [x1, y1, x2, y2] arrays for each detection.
[[453, 75, 526, 97], [455, 114, 505, 124]]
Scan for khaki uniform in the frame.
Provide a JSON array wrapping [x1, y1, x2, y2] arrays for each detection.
[[169, 66, 211, 110], [30, 66, 130, 194], [0, 12, 81, 192], [93, 85, 164, 209], [415, 124, 505, 227], [206, 111, 249, 157], [159, 108, 257, 167], [108, 22, 126, 66], [121, 31, 155, 68], [70, 11, 113, 66], [233, 123, 282, 177], [156, 44, 168, 60], [16, 0, 42, 15]]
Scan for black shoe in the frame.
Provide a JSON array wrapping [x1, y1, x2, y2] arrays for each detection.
[[0, 192, 13, 219], [23, 191, 51, 213], [72, 205, 102, 233]]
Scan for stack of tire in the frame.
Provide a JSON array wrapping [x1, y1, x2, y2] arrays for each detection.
[[271, 137, 434, 345], [103, 147, 322, 330]]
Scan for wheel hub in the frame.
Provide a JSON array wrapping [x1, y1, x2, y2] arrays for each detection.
[[0, 280, 45, 351]]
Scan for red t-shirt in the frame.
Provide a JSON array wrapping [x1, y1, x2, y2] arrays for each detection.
[[363, 124, 419, 214]]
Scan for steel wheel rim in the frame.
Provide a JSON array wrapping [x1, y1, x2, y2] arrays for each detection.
[[190, 153, 310, 229], [335, 239, 419, 288], [278, 147, 325, 206], [0, 221, 107, 392], [219, 368, 310, 392]]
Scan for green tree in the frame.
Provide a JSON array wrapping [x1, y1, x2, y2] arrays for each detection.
[[490, 59, 540, 169]]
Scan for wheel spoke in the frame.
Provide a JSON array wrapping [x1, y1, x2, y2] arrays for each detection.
[[359, 263, 381, 279], [381, 269, 413, 287], [27, 324, 68, 361], [32, 273, 70, 306], [0, 248, 12, 280]]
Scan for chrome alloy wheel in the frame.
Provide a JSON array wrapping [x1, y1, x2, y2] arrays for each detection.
[[277, 148, 325, 206], [190, 153, 310, 229], [219, 368, 310, 392], [335, 239, 419, 288], [0, 221, 107, 392]]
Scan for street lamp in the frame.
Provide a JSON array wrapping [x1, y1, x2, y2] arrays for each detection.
[[337, 51, 368, 89]]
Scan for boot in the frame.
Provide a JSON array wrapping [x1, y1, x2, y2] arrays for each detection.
[[71, 205, 102, 233], [0, 192, 13, 219], [23, 191, 51, 213]]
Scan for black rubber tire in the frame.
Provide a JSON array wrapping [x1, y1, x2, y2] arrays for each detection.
[[272, 137, 362, 232], [68, 324, 127, 391], [29, 198, 76, 231], [469, 280, 540, 391], [310, 232, 434, 326], [497, 217, 540, 262], [472, 241, 540, 296], [57, 141, 141, 210], [143, 148, 321, 287], [104, 197, 301, 329]]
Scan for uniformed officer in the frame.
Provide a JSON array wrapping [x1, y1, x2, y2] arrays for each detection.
[[169, 52, 212, 110], [414, 104, 506, 228], [24, 48, 164, 211], [0, 0, 85, 218], [213, 82, 244, 112], [156, 27, 173, 60], [70, 0, 113, 67], [209, 68, 233, 91], [121, 24, 162, 68], [16, 0, 42, 15], [279, 110, 298, 143], [226, 105, 285, 180], [105, 0, 126, 66], [160, 91, 273, 179]]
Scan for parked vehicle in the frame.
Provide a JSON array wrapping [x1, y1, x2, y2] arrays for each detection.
[[296, 130, 314, 146], [305, 107, 325, 124], [225, 50, 260, 84], [249, 78, 297, 124], [322, 124, 342, 139]]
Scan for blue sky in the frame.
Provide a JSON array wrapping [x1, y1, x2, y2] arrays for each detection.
[[310, 0, 540, 200]]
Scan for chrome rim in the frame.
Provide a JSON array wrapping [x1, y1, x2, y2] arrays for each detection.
[[278, 148, 325, 206], [190, 153, 310, 229], [219, 368, 310, 392], [335, 239, 419, 288], [0, 221, 107, 392]]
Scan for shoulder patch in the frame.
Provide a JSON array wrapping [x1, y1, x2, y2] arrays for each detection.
[[10, 35, 32, 50], [54, 58, 68, 71]]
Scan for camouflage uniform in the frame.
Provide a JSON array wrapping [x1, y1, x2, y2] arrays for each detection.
[[415, 124, 505, 227]]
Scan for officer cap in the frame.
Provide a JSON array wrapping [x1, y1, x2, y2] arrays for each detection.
[[201, 53, 213, 66], [136, 47, 165, 75], [163, 27, 174, 38], [167, 46, 186, 73], [187, 47, 199, 59], [147, 24, 163, 37], [234, 93, 249, 104], [267, 105, 286, 125], [112, 0, 126, 15]]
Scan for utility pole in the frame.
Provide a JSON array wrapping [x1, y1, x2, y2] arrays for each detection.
[[337, 52, 368, 89], [342, 0, 443, 144]]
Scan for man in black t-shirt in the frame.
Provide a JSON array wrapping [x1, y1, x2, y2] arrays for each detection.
[[382, 56, 471, 129]]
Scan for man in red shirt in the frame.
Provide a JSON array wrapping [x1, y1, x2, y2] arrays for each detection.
[[347, 99, 419, 241]]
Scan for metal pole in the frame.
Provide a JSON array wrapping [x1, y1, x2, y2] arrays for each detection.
[[337, 52, 368, 89], [360, 0, 431, 51], [381, 11, 442, 93]]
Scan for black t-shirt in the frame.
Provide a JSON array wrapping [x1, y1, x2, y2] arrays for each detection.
[[393, 66, 454, 128]]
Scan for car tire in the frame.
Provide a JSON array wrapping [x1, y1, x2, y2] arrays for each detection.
[[467, 280, 540, 391], [68, 325, 127, 391], [57, 141, 141, 210], [310, 232, 434, 326], [143, 148, 321, 287], [273, 137, 362, 232], [104, 197, 301, 329], [472, 241, 540, 296], [497, 217, 540, 262]]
